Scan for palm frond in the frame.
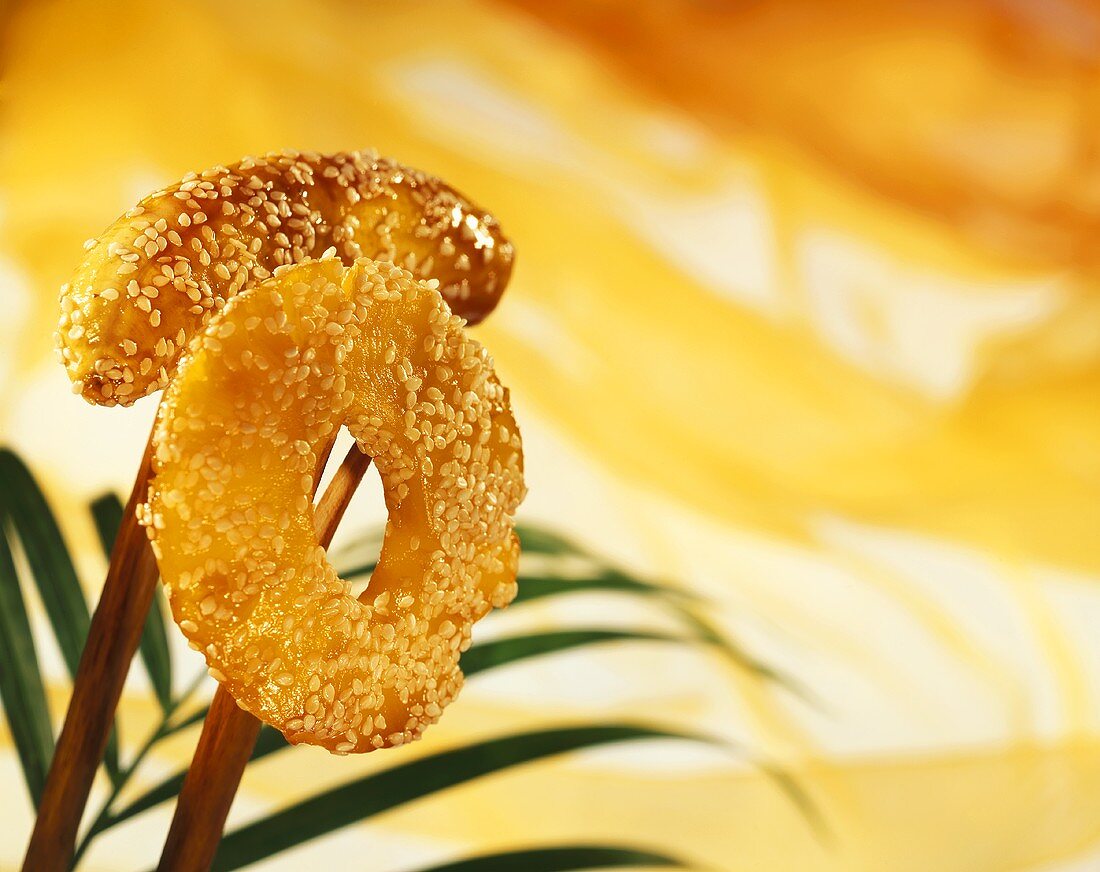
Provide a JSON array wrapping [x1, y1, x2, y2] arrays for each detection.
[[399, 845, 687, 872], [209, 725, 715, 871], [0, 447, 805, 869], [0, 449, 90, 678], [97, 514, 800, 866], [0, 449, 125, 785], [0, 526, 53, 804], [461, 629, 685, 676], [94, 630, 703, 833]]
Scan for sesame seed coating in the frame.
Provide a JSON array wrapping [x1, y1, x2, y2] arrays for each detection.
[[141, 258, 525, 754], [58, 149, 514, 407]]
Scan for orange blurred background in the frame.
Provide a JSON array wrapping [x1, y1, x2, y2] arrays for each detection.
[[3, 1, 1100, 870]]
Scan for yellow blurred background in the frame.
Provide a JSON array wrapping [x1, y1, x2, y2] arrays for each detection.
[[3, 0, 1100, 869]]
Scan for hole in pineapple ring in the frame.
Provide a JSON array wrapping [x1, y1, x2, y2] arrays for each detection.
[[142, 257, 525, 754], [322, 459, 384, 600]]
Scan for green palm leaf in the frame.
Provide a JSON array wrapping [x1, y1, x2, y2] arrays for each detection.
[[340, 564, 691, 606], [338, 527, 789, 688], [0, 525, 54, 804], [101, 771, 185, 831], [211, 725, 714, 871], [0, 449, 126, 784], [336, 523, 590, 568], [0, 449, 89, 677], [90, 493, 173, 713], [402, 845, 686, 872], [461, 629, 683, 676], [513, 571, 786, 689], [93, 521, 794, 841], [101, 628, 693, 831], [0, 439, 809, 871], [513, 553, 791, 691], [336, 556, 379, 581], [11, 463, 799, 865], [337, 540, 779, 684], [511, 568, 697, 606], [336, 526, 781, 682], [515, 524, 588, 557]]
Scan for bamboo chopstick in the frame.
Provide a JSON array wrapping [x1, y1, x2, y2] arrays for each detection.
[[158, 445, 374, 872], [22, 426, 161, 872]]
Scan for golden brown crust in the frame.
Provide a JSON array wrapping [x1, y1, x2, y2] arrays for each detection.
[[141, 257, 525, 753], [58, 149, 514, 406]]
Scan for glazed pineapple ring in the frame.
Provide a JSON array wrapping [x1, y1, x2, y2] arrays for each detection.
[[58, 149, 513, 406], [141, 256, 525, 753]]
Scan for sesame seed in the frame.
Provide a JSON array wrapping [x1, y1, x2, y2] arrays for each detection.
[[59, 149, 512, 407], [137, 258, 524, 754]]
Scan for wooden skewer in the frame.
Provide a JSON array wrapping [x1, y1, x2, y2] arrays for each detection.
[[22, 427, 161, 872], [157, 689, 260, 872], [158, 445, 374, 872]]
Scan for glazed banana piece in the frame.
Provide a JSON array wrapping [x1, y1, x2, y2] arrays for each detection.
[[58, 149, 514, 406]]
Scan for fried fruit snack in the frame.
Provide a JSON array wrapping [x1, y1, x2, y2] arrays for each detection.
[[140, 257, 525, 753], [59, 149, 514, 406]]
